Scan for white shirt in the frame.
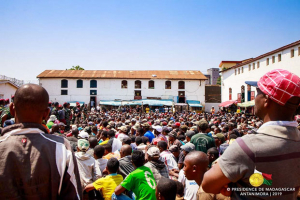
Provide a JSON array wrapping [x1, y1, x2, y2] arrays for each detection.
[[117, 133, 130, 142], [96, 158, 108, 173], [178, 169, 199, 200], [159, 150, 178, 170], [112, 138, 122, 152]]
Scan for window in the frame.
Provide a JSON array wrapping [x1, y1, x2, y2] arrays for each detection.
[[266, 58, 269, 65], [77, 80, 83, 88], [241, 67, 243, 73], [229, 88, 232, 100], [148, 80, 155, 89], [291, 49, 294, 57], [249, 65, 251, 71], [90, 80, 97, 88], [278, 54, 281, 62], [238, 68, 240, 74], [90, 90, 97, 95], [135, 90, 141, 96], [235, 69, 237, 75], [178, 81, 185, 89], [121, 80, 127, 88], [61, 79, 68, 88], [257, 61, 260, 68], [165, 81, 171, 89], [61, 90, 68, 95], [135, 80, 141, 89], [272, 56, 275, 63], [253, 63, 255, 70]]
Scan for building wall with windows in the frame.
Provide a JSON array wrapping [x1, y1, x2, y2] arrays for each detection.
[[39, 77, 206, 105], [221, 40, 300, 103]]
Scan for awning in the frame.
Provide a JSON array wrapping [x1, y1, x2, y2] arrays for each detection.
[[237, 100, 255, 107], [186, 100, 203, 107], [67, 101, 85, 107], [219, 100, 237, 107], [99, 100, 122, 106]]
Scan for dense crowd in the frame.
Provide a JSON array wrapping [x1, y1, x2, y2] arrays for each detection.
[[0, 69, 300, 200]]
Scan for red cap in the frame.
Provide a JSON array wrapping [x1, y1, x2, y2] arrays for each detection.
[[258, 69, 300, 106], [162, 122, 167, 126], [5, 99, 9, 102], [58, 104, 63, 108], [148, 122, 152, 126], [175, 122, 181, 127]]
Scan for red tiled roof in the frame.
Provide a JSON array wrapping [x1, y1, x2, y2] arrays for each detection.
[[37, 70, 208, 80]]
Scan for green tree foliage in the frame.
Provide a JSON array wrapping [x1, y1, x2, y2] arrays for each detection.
[[217, 76, 221, 85], [68, 65, 84, 70]]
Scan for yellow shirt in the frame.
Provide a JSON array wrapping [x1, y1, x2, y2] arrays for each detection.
[[103, 152, 120, 160], [99, 138, 109, 145], [93, 174, 123, 200]]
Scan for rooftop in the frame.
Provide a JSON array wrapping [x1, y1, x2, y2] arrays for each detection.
[[37, 70, 208, 80]]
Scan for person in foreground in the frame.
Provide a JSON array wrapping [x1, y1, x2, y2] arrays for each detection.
[[0, 84, 82, 199], [156, 177, 177, 200], [85, 158, 123, 200], [202, 69, 300, 199], [114, 150, 157, 200]]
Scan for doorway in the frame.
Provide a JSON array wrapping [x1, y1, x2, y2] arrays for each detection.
[[90, 96, 96, 109]]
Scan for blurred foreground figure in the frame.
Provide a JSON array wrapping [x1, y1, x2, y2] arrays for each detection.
[[0, 84, 82, 199]]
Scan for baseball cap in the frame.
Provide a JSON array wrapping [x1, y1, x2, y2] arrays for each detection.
[[212, 133, 225, 143], [78, 131, 89, 139], [175, 122, 181, 127], [180, 143, 195, 152], [119, 126, 127, 132], [152, 125, 162, 133], [77, 139, 90, 152], [185, 130, 196, 138], [147, 147, 160, 157], [246, 69, 300, 106], [169, 145, 179, 153], [58, 122, 66, 126]]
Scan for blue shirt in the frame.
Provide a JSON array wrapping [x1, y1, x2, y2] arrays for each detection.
[[144, 130, 155, 143]]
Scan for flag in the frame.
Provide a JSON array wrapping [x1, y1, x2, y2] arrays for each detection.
[[254, 169, 272, 186]]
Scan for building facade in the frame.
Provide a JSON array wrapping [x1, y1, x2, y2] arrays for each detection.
[[220, 40, 300, 103], [37, 70, 207, 106]]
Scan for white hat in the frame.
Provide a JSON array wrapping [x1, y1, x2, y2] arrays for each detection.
[[49, 115, 57, 122], [72, 125, 77, 130], [147, 147, 160, 157], [152, 125, 162, 133], [78, 131, 89, 139]]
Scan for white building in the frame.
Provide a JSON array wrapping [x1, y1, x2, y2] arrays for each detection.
[[0, 75, 21, 100], [220, 40, 300, 103], [37, 70, 207, 106]]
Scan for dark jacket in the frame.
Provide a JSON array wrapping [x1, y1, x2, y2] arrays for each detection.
[[0, 123, 82, 199]]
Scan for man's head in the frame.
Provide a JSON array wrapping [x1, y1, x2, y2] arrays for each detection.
[[147, 146, 160, 161], [185, 130, 195, 142], [131, 150, 145, 168], [207, 147, 219, 164], [183, 151, 209, 183], [51, 124, 59, 133], [135, 136, 143, 145], [108, 130, 115, 138], [169, 145, 180, 158], [102, 144, 112, 155], [157, 141, 168, 152], [247, 69, 300, 122], [11, 84, 50, 124], [156, 177, 177, 200], [212, 133, 225, 147], [120, 144, 132, 158], [88, 136, 98, 149], [180, 143, 195, 156], [106, 158, 119, 174], [94, 145, 105, 159]]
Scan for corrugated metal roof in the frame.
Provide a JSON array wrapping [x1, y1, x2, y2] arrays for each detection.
[[37, 70, 208, 80]]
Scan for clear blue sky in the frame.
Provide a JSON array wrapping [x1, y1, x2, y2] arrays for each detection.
[[1, 0, 300, 81]]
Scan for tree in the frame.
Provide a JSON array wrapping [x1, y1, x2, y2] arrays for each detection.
[[68, 65, 84, 70], [217, 76, 221, 85]]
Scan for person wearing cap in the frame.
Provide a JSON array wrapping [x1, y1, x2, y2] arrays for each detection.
[[75, 139, 102, 192], [185, 130, 196, 143], [142, 122, 155, 143], [203, 69, 300, 199], [58, 122, 66, 134], [190, 119, 216, 153], [145, 146, 169, 183], [212, 133, 226, 154], [51, 102, 59, 120], [168, 131, 183, 149], [116, 126, 130, 142]]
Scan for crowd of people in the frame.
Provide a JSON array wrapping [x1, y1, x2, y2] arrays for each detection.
[[0, 69, 300, 200]]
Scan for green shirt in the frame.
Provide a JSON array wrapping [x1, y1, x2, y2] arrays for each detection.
[[190, 133, 216, 153], [121, 166, 156, 200]]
